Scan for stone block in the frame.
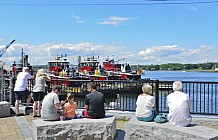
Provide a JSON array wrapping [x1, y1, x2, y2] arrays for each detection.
[[0, 101, 10, 117], [123, 117, 218, 140], [32, 116, 116, 140], [10, 106, 27, 115]]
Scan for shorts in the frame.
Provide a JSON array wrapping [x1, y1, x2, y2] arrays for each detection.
[[15, 89, 30, 100], [82, 109, 105, 119], [32, 92, 45, 101], [65, 116, 77, 120]]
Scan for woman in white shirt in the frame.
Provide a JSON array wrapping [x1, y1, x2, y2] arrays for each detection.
[[32, 69, 51, 117], [136, 84, 156, 122]]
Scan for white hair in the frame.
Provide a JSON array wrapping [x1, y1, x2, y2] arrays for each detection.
[[173, 81, 183, 91], [22, 67, 29, 72], [36, 69, 45, 77], [142, 84, 152, 95]]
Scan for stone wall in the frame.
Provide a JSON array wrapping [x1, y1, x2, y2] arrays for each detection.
[[32, 116, 116, 140], [122, 117, 218, 140], [0, 101, 10, 117]]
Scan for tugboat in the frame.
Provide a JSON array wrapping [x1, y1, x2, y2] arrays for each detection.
[[47, 55, 141, 81], [11, 49, 34, 77], [103, 58, 141, 80], [47, 55, 90, 88], [46, 55, 143, 99], [78, 56, 141, 80], [78, 56, 108, 80], [48, 55, 70, 76]]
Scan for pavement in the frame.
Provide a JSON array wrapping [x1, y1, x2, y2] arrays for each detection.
[[0, 114, 36, 140]]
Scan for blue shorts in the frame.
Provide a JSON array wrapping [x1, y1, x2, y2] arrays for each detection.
[[15, 89, 30, 100]]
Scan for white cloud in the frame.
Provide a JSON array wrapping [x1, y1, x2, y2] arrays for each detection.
[[0, 38, 3, 42], [0, 42, 126, 65], [138, 45, 218, 64], [97, 16, 137, 26], [72, 16, 84, 23], [189, 6, 199, 11], [1, 43, 218, 66], [138, 45, 185, 59]]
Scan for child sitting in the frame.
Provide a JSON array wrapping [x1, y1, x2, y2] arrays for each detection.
[[64, 93, 77, 119]]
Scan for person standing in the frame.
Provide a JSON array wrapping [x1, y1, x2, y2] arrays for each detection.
[[167, 81, 191, 127], [82, 82, 105, 119], [135, 84, 156, 122], [14, 67, 34, 116], [41, 86, 65, 121], [32, 69, 51, 118]]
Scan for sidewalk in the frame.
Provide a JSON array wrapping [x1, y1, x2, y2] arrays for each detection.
[[0, 114, 36, 140]]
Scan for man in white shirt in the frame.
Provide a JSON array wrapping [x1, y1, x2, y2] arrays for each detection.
[[14, 67, 34, 116], [167, 81, 191, 127]]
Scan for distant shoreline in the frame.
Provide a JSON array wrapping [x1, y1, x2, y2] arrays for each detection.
[[143, 70, 218, 73], [184, 70, 218, 73]]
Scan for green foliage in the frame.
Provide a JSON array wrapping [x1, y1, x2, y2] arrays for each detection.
[[132, 62, 218, 71], [32, 65, 48, 71]]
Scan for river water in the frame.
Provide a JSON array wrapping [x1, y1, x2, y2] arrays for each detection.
[[75, 71, 218, 114], [110, 71, 218, 114], [141, 71, 218, 82]]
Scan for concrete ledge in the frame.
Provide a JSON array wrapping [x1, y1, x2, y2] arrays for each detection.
[[192, 117, 218, 129], [10, 106, 33, 115], [32, 116, 116, 140], [0, 101, 10, 117], [123, 117, 218, 140]]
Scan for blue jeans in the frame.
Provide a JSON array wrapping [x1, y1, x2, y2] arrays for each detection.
[[137, 109, 156, 122]]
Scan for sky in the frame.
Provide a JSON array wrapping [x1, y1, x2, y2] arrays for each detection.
[[0, 0, 218, 66]]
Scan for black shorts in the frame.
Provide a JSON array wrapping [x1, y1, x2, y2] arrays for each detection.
[[15, 89, 30, 100], [32, 92, 45, 101]]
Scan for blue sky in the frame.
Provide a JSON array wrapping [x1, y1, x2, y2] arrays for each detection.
[[0, 0, 218, 66]]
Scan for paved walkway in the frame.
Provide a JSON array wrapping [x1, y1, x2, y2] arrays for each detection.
[[0, 114, 35, 140]]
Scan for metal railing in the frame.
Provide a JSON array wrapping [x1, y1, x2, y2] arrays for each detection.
[[1, 77, 218, 115], [157, 81, 218, 115], [0, 67, 10, 102], [0, 67, 3, 101]]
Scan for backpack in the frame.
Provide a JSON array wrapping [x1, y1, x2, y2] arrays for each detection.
[[154, 113, 168, 123]]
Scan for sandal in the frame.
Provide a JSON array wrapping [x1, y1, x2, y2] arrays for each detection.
[[33, 115, 37, 118]]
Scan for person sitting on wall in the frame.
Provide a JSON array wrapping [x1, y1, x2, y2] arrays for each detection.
[[41, 85, 65, 121], [135, 84, 156, 122], [167, 81, 191, 127], [82, 82, 105, 119], [64, 93, 77, 119]]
